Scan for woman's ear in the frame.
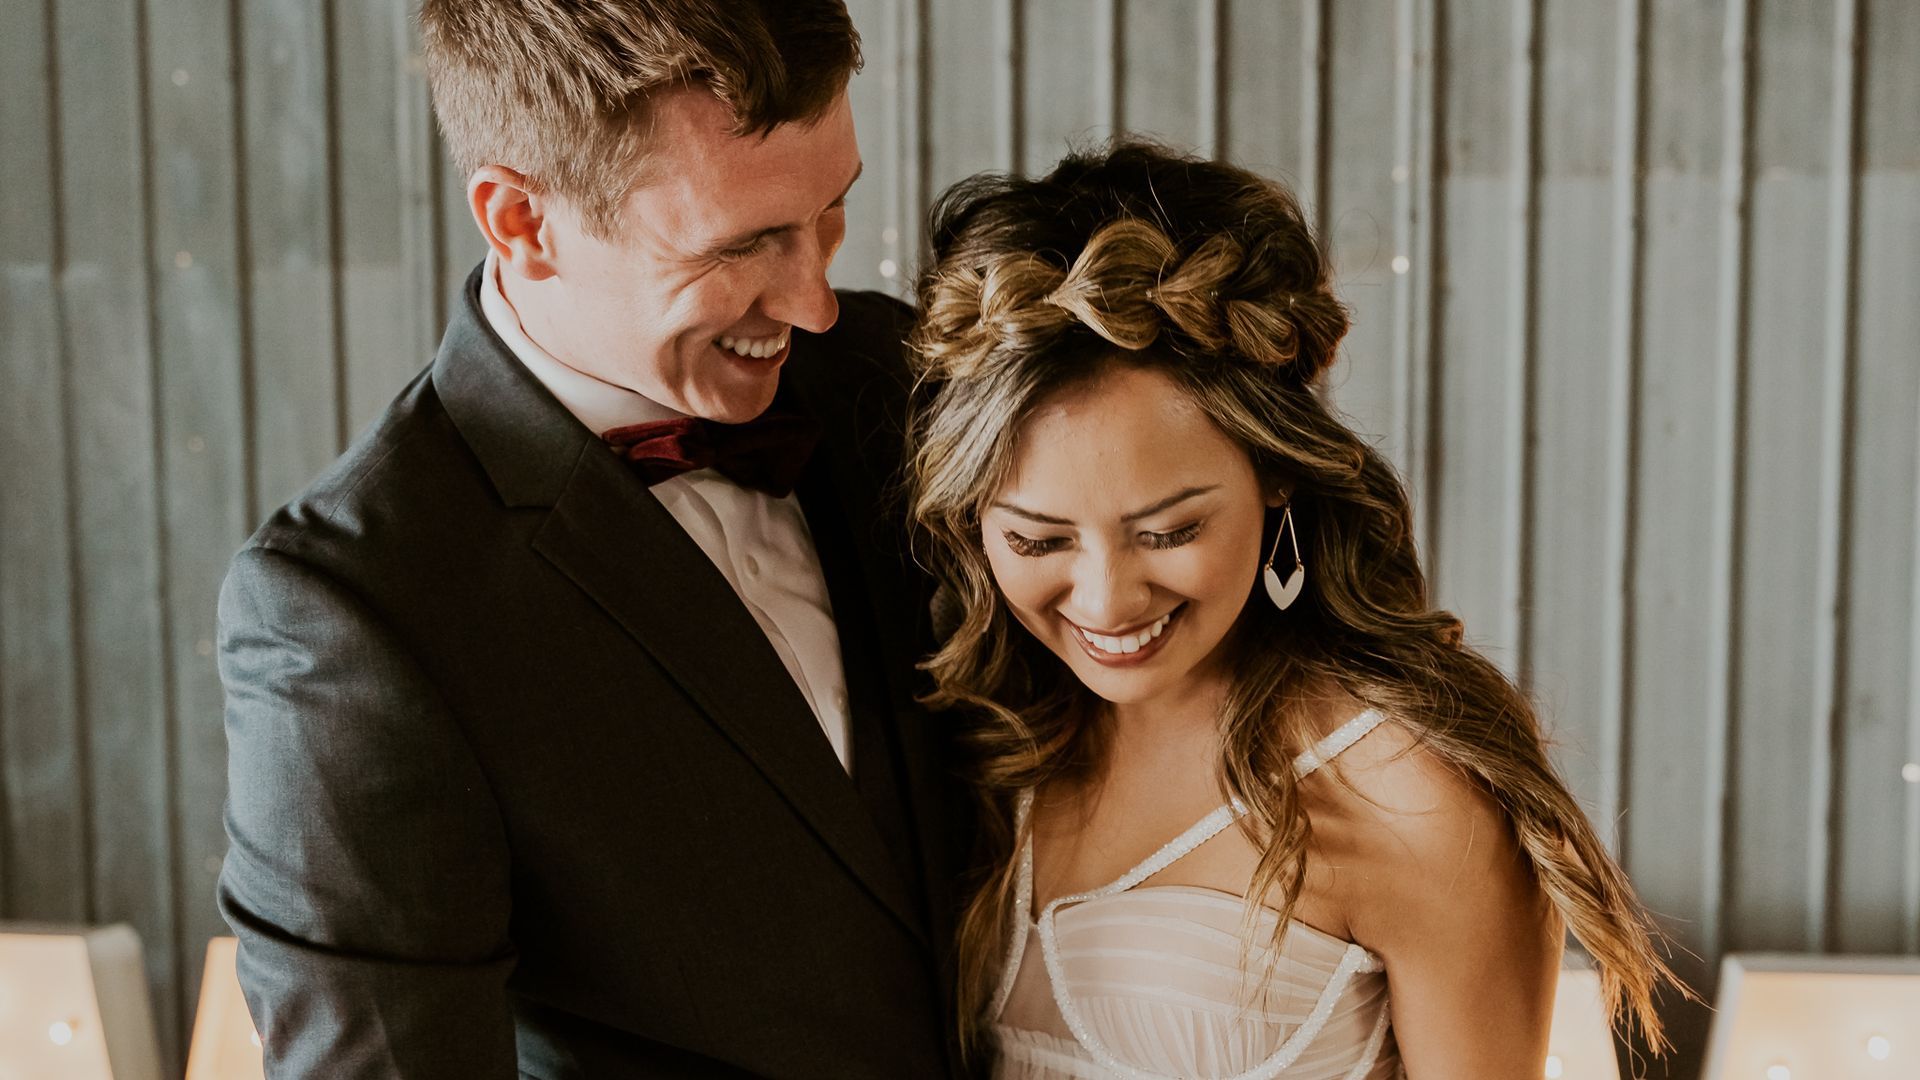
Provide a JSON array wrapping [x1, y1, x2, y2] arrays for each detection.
[[1265, 483, 1293, 509]]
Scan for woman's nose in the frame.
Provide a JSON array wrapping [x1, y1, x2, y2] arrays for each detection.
[[1069, 550, 1152, 631]]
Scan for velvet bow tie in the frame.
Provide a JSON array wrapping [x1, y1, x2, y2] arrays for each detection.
[[602, 412, 820, 498]]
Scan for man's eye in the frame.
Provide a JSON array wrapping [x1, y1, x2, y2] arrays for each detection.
[[717, 237, 771, 262], [1141, 522, 1202, 550], [1002, 531, 1065, 557]]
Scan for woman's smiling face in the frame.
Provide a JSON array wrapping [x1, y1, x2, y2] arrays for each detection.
[[981, 362, 1278, 710]]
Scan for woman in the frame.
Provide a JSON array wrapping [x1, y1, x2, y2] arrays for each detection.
[[906, 142, 1679, 1079]]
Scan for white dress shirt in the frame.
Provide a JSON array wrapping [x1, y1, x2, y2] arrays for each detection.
[[480, 254, 854, 772]]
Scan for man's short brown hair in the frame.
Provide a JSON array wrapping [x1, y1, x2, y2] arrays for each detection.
[[420, 0, 863, 235]]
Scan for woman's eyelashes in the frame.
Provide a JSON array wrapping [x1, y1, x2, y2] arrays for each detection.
[[1000, 521, 1204, 558], [1000, 531, 1064, 557], [1142, 521, 1203, 550]]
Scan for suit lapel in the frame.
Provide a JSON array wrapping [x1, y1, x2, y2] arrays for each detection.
[[783, 344, 964, 988], [531, 439, 928, 946], [432, 267, 926, 946]]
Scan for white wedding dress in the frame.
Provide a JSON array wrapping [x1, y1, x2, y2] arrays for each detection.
[[990, 709, 1401, 1080]]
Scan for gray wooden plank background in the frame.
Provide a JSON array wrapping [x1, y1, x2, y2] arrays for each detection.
[[1, 1, 1915, 1075]]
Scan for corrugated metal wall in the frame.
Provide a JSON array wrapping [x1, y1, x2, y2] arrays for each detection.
[[1, 0, 1914, 1074]]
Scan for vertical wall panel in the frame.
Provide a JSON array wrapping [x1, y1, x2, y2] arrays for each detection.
[[0, 0, 88, 924], [1430, 0, 1528, 667], [1390, 0, 1439, 556], [52, 0, 180, 1062], [243, 0, 341, 511], [143, 0, 249, 1048], [1022, 0, 1116, 174], [1221, 0, 1315, 187], [394, 3, 444, 378], [1118, 0, 1205, 145], [335, 0, 424, 434], [1726, 0, 1836, 955], [1527, 0, 1627, 828], [923, 0, 1015, 202], [841, 0, 906, 296], [1320, 2, 1405, 474], [1838, 0, 1920, 955], [1625, 0, 1737, 1062], [887, 0, 928, 294]]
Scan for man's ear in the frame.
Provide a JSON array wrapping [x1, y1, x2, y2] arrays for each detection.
[[469, 166, 559, 281]]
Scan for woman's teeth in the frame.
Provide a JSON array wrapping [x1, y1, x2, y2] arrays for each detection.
[[1079, 611, 1174, 655], [717, 331, 789, 359]]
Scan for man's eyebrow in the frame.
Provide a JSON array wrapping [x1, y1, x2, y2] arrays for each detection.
[[990, 485, 1220, 528], [698, 160, 864, 256]]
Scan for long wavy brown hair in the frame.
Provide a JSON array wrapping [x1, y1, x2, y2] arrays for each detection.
[[905, 141, 1681, 1058]]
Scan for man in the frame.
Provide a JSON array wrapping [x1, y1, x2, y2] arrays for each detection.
[[216, 3, 966, 1076]]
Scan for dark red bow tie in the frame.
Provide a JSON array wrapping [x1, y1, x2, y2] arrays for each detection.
[[603, 411, 820, 498]]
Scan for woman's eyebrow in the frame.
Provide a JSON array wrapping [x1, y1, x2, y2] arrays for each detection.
[[1120, 485, 1218, 522], [990, 485, 1219, 527]]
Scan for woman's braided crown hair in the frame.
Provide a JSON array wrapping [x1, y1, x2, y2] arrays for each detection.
[[911, 143, 1349, 383]]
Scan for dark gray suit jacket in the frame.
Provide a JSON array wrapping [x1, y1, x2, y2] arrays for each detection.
[[216, 267, 968, 1078]]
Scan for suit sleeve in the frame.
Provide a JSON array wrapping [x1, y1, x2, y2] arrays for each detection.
[[216, 544, 518, 1078]]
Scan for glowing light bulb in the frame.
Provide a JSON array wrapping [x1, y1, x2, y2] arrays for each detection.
[[48, 1021, 74, 1046], [1766, 1065, 1791, 1080], [1902, 762, 1920, 783], [1868, 1035, 1891, 1060], [1544, 1054, 1564, 1079]]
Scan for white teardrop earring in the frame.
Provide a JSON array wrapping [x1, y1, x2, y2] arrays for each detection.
[[1262, 504, 1305, 611]]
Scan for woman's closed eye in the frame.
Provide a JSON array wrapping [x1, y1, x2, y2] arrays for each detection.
[[1143, 521, 1203, 550], [999, 522, 1204, 558], [1001, 530, 1066, 558]]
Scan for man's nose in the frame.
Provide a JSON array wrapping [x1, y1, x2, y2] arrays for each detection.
[[765, 227, 841, 334]]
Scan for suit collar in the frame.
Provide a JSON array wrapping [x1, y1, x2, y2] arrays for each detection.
[[433, 265, 592, 508]]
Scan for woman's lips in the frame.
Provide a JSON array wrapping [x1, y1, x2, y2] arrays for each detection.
[[1067, 606, 1182, 667]]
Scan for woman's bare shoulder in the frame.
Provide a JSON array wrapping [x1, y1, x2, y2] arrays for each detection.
[[1300, 712, 1544, 946]]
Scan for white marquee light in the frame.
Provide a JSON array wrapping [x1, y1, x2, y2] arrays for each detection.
[[1703, 954, 1920, 1080], [0, 923, 163, 1080]]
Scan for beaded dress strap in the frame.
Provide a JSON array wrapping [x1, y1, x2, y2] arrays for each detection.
[[1292, 708, 1387, 778]]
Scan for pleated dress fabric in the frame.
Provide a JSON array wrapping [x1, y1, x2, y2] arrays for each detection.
[[991, 710, 1401, 1080]]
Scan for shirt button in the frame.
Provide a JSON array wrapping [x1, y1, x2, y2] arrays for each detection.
[[743, 553, 761, 578]]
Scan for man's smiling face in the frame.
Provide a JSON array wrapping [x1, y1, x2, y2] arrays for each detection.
[[536, 85, 861, 423]]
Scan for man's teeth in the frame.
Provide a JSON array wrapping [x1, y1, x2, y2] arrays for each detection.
[[1081, 611, 1173, 655], [716, 331, 789, 359]]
